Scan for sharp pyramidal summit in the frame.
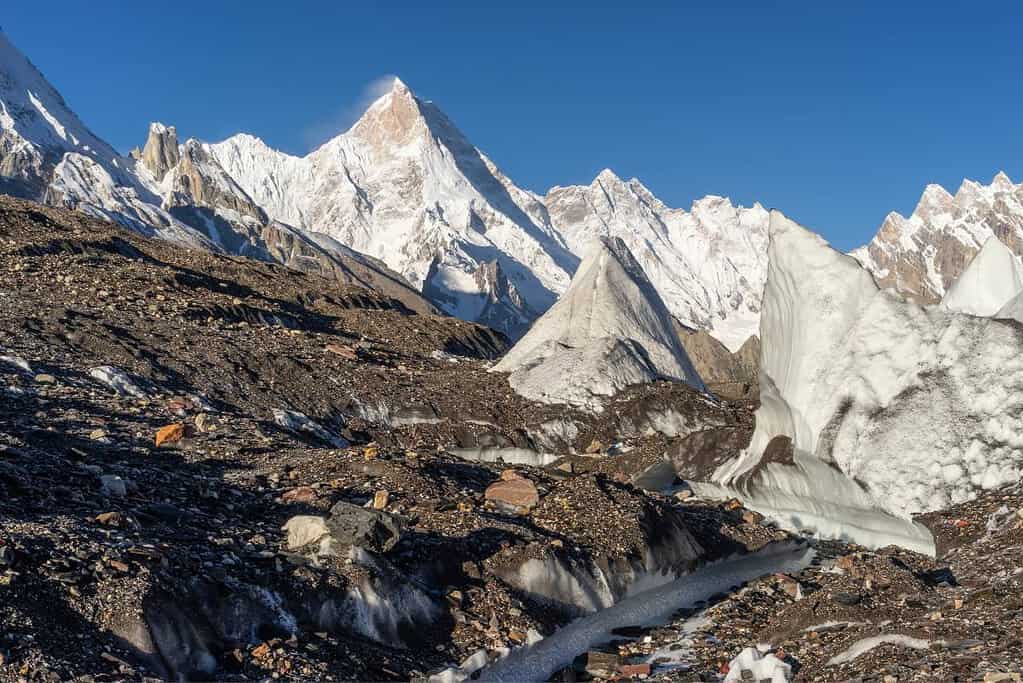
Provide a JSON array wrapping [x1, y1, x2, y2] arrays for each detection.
[[1, 16, 1022, 683]]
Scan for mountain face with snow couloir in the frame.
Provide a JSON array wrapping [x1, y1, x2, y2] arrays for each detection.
[[5, 27, 1023, 350], [0, 30, 773, 346]]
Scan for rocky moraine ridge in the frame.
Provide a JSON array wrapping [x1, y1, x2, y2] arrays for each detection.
[[0, 197, 1020, 682]]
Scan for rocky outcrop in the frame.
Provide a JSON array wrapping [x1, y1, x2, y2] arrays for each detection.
[[140, 123, 180, 181], [853, 172, 1023, 304], [165, 139, 266, 224], [675, 321, 759, 395]]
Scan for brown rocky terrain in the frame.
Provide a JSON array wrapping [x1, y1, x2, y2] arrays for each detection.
[[0, 196, 1020, 682]]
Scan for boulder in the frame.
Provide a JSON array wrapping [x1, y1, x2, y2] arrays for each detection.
[[282, 515, 330, 551], [100, 474, 126, 497], [325, 501, 404, 553], [485, 475, 539, 512]]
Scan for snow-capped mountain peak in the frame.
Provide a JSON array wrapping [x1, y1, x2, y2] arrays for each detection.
[[854, 172, 1023, 304], [991, 170, 1014, 190], [593, 167, 625, 185], [545, 174, 769, 351], [911, 183, 954, 220], [210, 75, 579, 338]]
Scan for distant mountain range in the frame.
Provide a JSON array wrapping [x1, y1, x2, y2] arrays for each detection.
[[2, 29, 1021, 346]]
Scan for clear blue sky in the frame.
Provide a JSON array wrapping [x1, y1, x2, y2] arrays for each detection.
[[5, 1, 1022, 249]]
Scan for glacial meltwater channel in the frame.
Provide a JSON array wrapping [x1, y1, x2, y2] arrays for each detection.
[[476, 541, 815, 682]]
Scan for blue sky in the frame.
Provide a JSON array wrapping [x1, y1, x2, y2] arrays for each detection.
[[4, 1, 1022, 249]]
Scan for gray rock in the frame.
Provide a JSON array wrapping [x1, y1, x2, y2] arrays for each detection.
[[100, 475, 126, 497], [326, 501, 404, 553]]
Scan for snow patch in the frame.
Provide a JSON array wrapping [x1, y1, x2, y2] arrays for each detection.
[[0, 355, 32, 374], [89, 366, 147, 398], [826, 633, 930, 666]]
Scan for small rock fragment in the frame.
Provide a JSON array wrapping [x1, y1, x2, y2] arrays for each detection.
[[281, 486, 318, 504], [95, 511, 125, 527], [100, 475, 126, 497], [155, 423, 186, 447]]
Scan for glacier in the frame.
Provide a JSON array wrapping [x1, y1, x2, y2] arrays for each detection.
[[492, 236, 705, 409], [709, 210, 1023, 548], [941, 236, 1023, 316]]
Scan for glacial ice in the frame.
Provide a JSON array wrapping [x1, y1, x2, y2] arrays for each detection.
[[724, 646, 791, 682], [89, 366, 148, 398], [713, 211, 1023, 534], [492, 236, 705, 409], [477, 542, 813, 682], [941, 236, 1023, 316], [826, 633, 930, 666]]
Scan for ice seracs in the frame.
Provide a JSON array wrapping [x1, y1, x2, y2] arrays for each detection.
[[940, 236, 1023, 316], [492, 237, 705, 410], [710, 211, 1023, 548]]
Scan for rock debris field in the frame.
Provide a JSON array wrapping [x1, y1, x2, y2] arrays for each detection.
[[0, 197, 1020, 682]]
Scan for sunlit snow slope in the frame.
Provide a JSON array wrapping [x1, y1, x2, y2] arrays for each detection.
[[492, 236, 705, 408]]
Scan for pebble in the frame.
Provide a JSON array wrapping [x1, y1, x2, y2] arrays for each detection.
[[100, 475, 126, 497]]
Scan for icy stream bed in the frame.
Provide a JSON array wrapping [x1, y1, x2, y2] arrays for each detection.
[[476, 541, 814, 682], [446, 446, 563, 467]]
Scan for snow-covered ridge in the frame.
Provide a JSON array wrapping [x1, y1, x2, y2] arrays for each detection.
[[0, 32, 433, 313], [545, 171, 769, 351], [853, 171, 1023, 305], [207, 79, 772, 344]]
